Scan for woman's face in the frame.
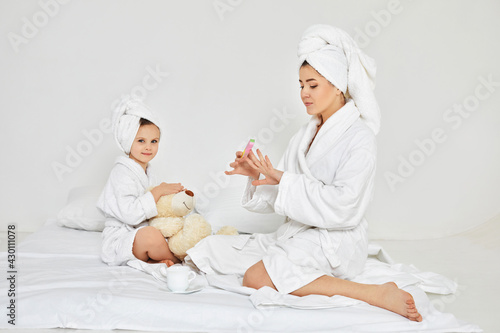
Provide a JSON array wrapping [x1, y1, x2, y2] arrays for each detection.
[[299, 64, 344, 121]]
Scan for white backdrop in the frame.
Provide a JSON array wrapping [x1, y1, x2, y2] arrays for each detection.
[[1, 0, 499, 239]]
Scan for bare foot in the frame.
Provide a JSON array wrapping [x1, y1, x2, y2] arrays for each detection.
[[146, 259, 174, 267], [370, 282, 423, 322], [159, 259, 175, 267]]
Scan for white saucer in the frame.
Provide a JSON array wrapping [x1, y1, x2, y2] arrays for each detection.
[[168, 286, 204, 294], [164, 277, 206, 294]]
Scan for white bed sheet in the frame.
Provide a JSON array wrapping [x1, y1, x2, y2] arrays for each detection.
[[0, 220, 482, 332]]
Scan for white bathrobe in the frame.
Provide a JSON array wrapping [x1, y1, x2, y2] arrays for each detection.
[[97, 156, 158, 266], [187, 100, 376, 293]]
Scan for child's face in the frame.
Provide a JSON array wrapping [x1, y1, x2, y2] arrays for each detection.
[[129, 124, 160, 169]]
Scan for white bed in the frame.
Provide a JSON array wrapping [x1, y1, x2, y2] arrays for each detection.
[[2, 216, 489, 333], [0, 186, 489, 332]]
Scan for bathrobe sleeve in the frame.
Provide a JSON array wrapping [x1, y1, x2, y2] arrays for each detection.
[[98, 166, 158, 226], [274, 145, 375, 230], [241, 177, 279, 213]]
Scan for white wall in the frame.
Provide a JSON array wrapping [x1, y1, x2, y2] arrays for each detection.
[[1, 0, 499, 239]]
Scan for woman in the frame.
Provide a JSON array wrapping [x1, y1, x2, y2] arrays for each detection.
[[186, 24, 422, 322]]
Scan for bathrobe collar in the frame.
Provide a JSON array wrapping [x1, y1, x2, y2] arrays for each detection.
[[294, 99, 360, 179], [115, 156, 153, 189]]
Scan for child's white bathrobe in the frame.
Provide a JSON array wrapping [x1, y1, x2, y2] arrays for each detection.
[[97, 156, 158, 266], [186, 100, 377, 294]]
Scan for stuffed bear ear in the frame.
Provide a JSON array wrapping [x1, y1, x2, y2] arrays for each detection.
[[171, 191, 195, 216]]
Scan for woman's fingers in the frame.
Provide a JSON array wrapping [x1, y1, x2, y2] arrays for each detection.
[[227, 150, 275, 182], [248, 152, 262, 170], [256, 149, 266, 164], [265, 155, 273, 168], [227, 149, 279, 187], [246, 155, 259, 170], [227, 150, 255, 176], [256, 150, 272, 170], [245, 150, 256, 164], [247, 150, 257, 163], [247, 149, 272, 175]]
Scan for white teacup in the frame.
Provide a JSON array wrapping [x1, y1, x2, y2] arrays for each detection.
[[161, 265, 196, 292]]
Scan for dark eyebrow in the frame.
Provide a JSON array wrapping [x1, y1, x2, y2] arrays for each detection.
[[299, 78, 317, 83]]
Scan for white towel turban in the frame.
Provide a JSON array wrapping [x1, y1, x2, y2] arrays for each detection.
[[298, 24, 381, 134], [112, 97, 161, 155]]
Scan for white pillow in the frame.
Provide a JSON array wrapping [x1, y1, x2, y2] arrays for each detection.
[[57, 186, 106, 232], [195, 183, 285, 234]]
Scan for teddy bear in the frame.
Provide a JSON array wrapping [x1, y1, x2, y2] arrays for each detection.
[[149, 189, 238, 260]]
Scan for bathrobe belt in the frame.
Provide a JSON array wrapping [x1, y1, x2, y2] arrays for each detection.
[[278, 219, 342, 269]]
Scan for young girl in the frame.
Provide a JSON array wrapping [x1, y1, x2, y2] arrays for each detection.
[[187, 24, 422, 322], [97, 98, 183, 267]]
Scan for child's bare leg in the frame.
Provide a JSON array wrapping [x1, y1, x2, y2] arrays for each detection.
[[132, 226, 180, 265], [243, 261, 422, 322]]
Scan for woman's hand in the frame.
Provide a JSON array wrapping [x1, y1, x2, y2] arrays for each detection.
[[151, 182, 185, 202], [246, 149, 283, 186], [225, 151, 261, 179]]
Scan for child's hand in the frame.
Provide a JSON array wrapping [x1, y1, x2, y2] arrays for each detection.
[[161, 182, 185, 195], [151, 182, 185, 202]]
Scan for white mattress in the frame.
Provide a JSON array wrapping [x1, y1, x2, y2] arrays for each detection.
[[0, 220, 482, 332]]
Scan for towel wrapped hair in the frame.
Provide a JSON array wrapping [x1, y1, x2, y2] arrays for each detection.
[[112, 97, 161, 154], [297, 24, 381, 134]]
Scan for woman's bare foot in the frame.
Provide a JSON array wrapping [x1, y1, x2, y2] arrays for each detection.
[[370, 282, 423, 322]]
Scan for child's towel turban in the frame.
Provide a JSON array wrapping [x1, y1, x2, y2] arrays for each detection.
[[112, 97, 161, 155]]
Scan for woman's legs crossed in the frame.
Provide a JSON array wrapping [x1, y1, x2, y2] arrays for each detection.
[[132, 226, 180, 265]]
